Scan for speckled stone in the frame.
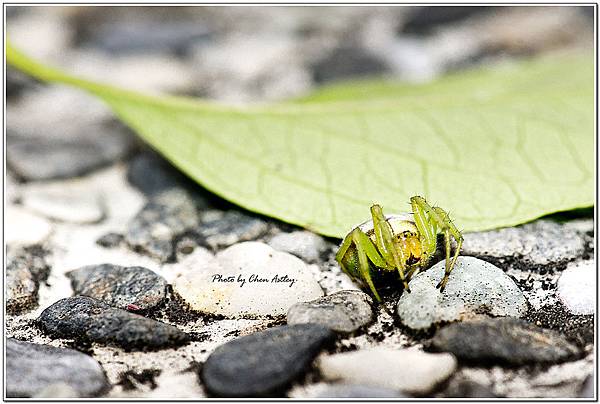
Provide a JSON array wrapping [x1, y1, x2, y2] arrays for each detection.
[[462, 219, 587, 266], [201, 324, 335, 397], [173, 242, 324, 318], [318, 348, 457, 394], [6, 246, 51, 314], [66, 264, 168, 310], [6, 338, 109, 398], [397, 257, 528, 330], [199, 210, 269, 251], [430, 317, 580, 365], [287, 290, 374, 333], [38, 296, 190, 350], [125, 187, 202, 262]]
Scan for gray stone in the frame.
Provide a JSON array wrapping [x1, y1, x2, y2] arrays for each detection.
[[199, 210, 269, 251], [201, 324, 335, 397], [6, 246, 51, 314], [311, 46, 390, 84], [430, 317, 580, 365], [318, 348, 457, 394], [397, 256, 528, 330], [557, 260, 595, 315], [287, 290, 374, 333], [96, 232, 125, 248], [580, 375, 594, 398], [7, 121, 134, 181], [311, 383, 405, 398], [126, 151, 194, 197], [38, 296, 190, 350], [6, 338, 109, 398], [33, 383, 80, 398], [462, 219, 586, 266], [268, 230, 329, 263], [173, 242, 324, 318], [125, 187, 202, 262], [66, 264, 168, 310], [21, 180, 105, 223]]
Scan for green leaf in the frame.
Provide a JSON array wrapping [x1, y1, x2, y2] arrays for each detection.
[[7, 42, 594, 238]]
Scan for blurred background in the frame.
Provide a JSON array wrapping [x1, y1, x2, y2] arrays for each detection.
[[5, 5, 594, 185]]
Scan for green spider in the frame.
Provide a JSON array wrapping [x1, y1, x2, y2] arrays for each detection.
[[335, 196, 463, 302]]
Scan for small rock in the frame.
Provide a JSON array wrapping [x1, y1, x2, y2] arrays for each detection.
[[6, 246, 51, 314], [66, 264, 168, 310], [268, 230, 328, 263], [96, 232, 124, 248], [201, 324, 335, 397], [6, 205, 52, 246], [38, 296, 190, 350], [441, 379, 497, 398], [400, 6, 494, 34], [21, 180, 105, 223], [311, 46, 390, 84], [462, 220, 586, 266], [310, 383, 405, 398], [580, 375, 594, 398], [396, 257, 528, 330], [557, 260, 595, 315], [173, 242, 324, 317], [6, 338, 109, 398], [79, 19, 211, 56], [126, 151, 193, 197], [199, 210, 269, 251], [287, 290, 374, 333], [33, 383, 80, 398], [7, 121, 134, 181], [318, 348, 457, 394], [430, 317, 580, 365], [125, 187, 202, 262]]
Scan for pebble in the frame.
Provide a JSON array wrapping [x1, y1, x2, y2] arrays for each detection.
[[38, 296, 190, 350], [400, 6, 493, 34], [126, 151, 196, 197], [7, 121, 134, 181], [268, 230, 329, 263], [396, 257, 528, 330], [173, 242, 324, 317], [21, 180, 105, 223], [311, 46, 390, 84], [318, 348, 457, 394], [6, 246, 51, 314], [6, 205, 52, 246], [96, 232, 125, 248], [557, 260, 595, 315], [6, 338, 109, 398], [199, 210, 269, 251], [66, 264, 168, 310], [309, 383, 405, 398], [125, 187, 202, 262], [287, 290, 374, 333], [462, 220, 586, 266], [79, 19, 211, 55], [430, 317, 580, 365], [201, 324, 335, 397]]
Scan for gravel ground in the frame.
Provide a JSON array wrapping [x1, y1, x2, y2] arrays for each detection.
[[5, 5, 595, 399]]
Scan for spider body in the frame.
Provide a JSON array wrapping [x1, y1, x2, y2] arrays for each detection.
[[336, 196, 463, 301]]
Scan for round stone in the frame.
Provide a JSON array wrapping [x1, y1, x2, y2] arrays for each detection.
[[396, 256, 528, 330], [318, 348, 457, 395], [38, 296, 189, 350], [557, 260, 595, 315], [287, 290, 374, 333], [6, 205, 52, 246], [6, 339, 109, 398], [173, 242, 324, 318], [430, 317, 580, 365], [201, 324, 335, 397], [66, 264, 168, 310]]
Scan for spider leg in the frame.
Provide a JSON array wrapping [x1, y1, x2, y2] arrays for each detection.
[[351, 228, 383, 301], [411, 197, 464, 292], [370, 204, 411, 293]]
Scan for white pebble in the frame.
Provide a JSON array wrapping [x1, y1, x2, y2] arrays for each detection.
[[557, 260, 595, 315]]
